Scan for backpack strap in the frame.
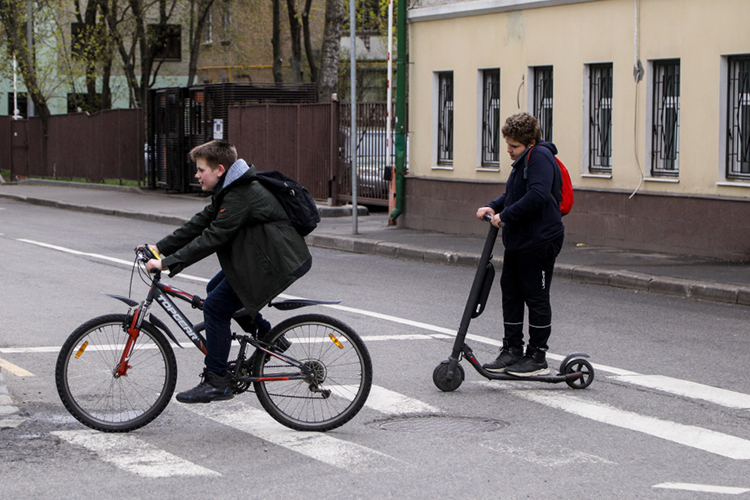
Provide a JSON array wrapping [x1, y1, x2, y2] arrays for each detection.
[[524, 145, 561, 207]]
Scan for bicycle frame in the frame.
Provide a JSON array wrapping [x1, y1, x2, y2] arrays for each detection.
[[105, 269, 309, 384]]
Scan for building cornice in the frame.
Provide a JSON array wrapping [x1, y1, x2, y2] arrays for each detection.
[[408, 0, 603, 22]]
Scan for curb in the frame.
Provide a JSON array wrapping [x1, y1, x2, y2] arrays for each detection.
[[15, 178, 146, 194], [305, 234, 750, 307]]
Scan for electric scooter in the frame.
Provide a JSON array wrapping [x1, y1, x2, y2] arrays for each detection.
[[432, 214, 595, 392]]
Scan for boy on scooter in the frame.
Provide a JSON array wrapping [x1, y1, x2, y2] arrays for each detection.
[[476, 112, 564, 376]]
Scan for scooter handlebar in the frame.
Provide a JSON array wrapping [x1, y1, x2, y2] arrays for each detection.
[[482, 213, 504, 226]]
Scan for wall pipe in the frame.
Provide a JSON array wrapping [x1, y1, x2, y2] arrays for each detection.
[[389, 0, 407, 221]]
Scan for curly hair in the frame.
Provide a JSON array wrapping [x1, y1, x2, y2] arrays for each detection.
[[189, 140, 238, 170], [501, 112, 542, 146]]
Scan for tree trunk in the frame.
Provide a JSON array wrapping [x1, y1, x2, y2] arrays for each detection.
[[317, 0, 343, 102], [272, 0, 283, 82], [286, 0, 303, 82], [187, 0, 215, 86], [301, 0, 318, 84]]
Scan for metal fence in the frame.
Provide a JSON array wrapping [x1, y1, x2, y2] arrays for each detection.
[[0, 110, 144, 182], [338, 101, 396, 205]]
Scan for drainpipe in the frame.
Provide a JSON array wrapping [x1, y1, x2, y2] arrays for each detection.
[[389, 0, 407, 221]]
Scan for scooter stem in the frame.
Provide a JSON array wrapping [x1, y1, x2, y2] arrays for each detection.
[[449, 222, 499, 360]]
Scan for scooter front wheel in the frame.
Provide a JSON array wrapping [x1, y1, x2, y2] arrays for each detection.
[[433, 361, 465, 392], [564, 358, 595, 389]]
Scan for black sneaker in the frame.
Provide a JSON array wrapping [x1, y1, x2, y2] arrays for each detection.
[[506, 347, 550, 377], [176, 370, 235, 404], [483, 346, 524, 373]]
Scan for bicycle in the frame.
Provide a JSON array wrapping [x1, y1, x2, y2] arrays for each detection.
[[55, 246, 373, 433]]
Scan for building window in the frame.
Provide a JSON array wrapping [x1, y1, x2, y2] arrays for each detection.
[[533, 66, 553, 142], [481, 69, 500, 167], [7, 92, 27, 118], [727, 55, 750, 181], [204, 12, 213, 44], [588, 63, 613, 173], [651, 60, 680, 177], [149, 24, 181, 61], [437, 72, 454, 165]]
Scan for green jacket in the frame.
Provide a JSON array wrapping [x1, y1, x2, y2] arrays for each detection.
[[158, 160, 312, 315]]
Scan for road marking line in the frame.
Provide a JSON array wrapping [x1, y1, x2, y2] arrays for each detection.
[[494, 387, 750, 460], [330, 385, 440, 415], [653, 483, 750, 494], [51, 430, 221, 477], [0, 357, 35, 377], [611, 374, 750, 409], [14, 240, 750, 415], [0, 418, 25, 429], [185, 400, 398, 472]]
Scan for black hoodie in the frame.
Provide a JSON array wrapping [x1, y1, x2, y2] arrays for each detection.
[[487, 142, 565, 253]]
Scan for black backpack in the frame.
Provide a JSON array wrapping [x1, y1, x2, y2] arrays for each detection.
[[254, 170, 320, 236]]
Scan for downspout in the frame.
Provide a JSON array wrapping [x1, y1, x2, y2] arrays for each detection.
[[389, 0, 407, 221]]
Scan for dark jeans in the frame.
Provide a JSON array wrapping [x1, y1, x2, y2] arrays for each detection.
[[500, 234, 564, 351], [203, 270, 266, 376]]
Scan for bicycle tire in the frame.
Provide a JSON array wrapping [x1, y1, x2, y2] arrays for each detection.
[[55, 314, 177, 432], [253, 314, 373, 432]]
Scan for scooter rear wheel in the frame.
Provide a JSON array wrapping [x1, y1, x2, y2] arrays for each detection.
[[433, 361, 465, 392], [563, 358, 595, 389]]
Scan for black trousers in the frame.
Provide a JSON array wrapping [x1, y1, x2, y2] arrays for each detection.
[[500, 234, 564, 350]]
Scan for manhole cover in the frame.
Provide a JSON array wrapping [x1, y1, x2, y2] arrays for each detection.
[[372, 415, 508, 433]]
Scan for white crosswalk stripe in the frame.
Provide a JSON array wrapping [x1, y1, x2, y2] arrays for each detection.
[[51, 430, 222, 477], [184, 399, 400, 472], [476, 382, 750, 460]]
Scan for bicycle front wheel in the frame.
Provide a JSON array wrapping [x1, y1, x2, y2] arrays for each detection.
[[253, 314, 373, 432], [55, 314, 177, 432]]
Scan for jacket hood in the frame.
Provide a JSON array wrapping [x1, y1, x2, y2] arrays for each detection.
[[213, 159, 254, 194], [510, 141, 557, 169]]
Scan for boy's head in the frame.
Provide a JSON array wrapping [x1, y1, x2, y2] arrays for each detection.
[[189, 140, 238, 191], [501, 112, 542, 161], [189, 140, 238, 170], [501, 112, 542, 147]]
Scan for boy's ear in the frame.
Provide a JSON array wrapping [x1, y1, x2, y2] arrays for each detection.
[[215, 164, 226, 176]]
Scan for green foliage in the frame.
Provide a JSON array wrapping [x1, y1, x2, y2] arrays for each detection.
[[343, 0, 396, 34]]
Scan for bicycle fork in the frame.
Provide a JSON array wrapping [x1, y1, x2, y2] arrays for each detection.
[[114, 304, 149, 378]]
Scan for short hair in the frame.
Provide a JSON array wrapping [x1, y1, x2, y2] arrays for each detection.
[[189, 140, 238, 169], [501, 112, 542, 146]]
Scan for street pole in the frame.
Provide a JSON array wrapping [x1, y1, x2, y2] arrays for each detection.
[[350, 0, 358, 234]]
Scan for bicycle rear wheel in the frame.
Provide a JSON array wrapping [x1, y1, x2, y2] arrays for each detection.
[[253, 314, 372, 432], [55, 314, 177, 432]]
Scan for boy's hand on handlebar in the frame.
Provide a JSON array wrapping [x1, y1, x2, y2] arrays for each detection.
[[145, 259, 163, 273], [490, 213, 504, 228], [476, 207, 494, 220]]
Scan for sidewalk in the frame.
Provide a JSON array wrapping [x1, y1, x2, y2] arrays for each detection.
[[1, 179, 749, 306]]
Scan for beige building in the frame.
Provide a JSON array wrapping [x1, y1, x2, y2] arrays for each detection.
[[403, 0, 750, 259]]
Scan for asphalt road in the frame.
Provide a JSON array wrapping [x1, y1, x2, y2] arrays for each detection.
[[2, 198, 750, 499]]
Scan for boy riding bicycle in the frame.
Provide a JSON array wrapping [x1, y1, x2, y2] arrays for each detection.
[[143, 140, 312, 403]]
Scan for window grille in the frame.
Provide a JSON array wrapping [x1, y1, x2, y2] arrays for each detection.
[[481, 69, 500, 166], [588, 63, 613, 173], [533, 66, 553, 142], [651, 60, 680, 177], [727, 56, 750, 180], [437, 72, 454, 165]]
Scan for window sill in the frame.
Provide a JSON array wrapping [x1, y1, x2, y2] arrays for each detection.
[[476, 166, 500, 173], [581, 173, 612, 179], [644, 177, 679, 183], [716, 181, 750, 188], [432, 165, 454, 171]]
